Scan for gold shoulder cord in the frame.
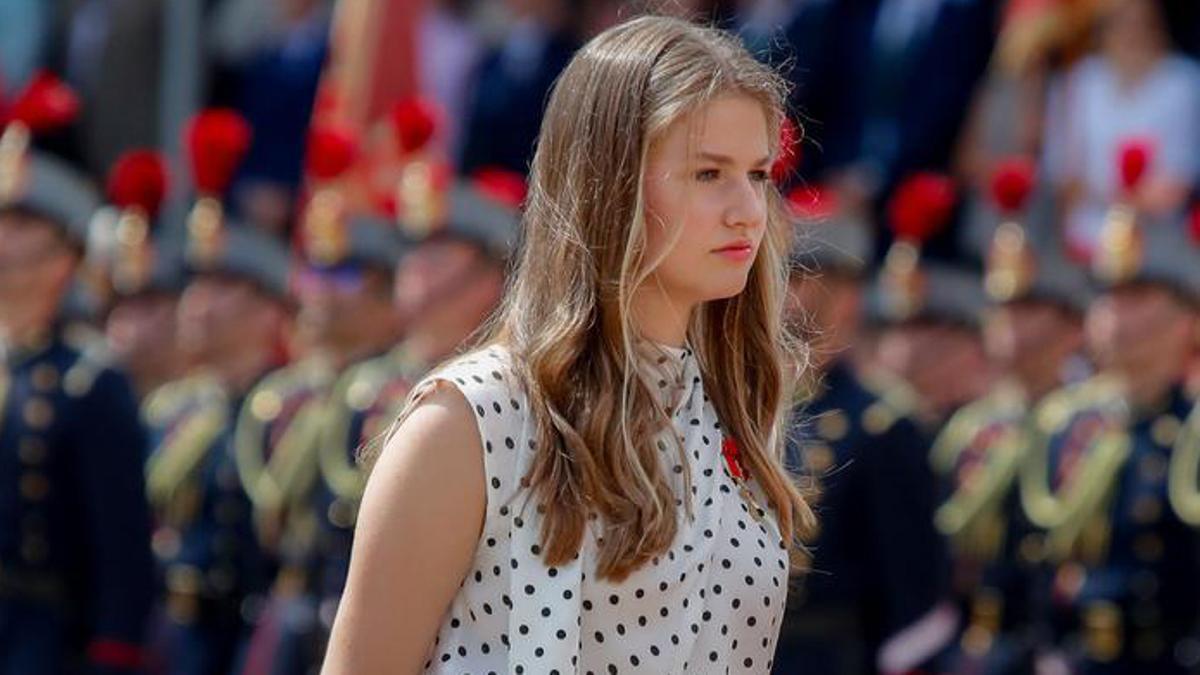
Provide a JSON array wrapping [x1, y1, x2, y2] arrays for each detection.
[[319, 359, 380, 502], [144, 375, 229, 517], [933, 388, 1027, 559], [1168, 401, 1200, 525], [319, 347, 421, 502], [234, 360, 335, 515], [1019, 375, 1132, 562]]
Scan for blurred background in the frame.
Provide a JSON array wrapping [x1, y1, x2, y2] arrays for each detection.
[[3, 0, 1200, 674]]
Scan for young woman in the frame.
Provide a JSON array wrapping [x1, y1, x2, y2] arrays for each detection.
[[323, 15, 816, 673]]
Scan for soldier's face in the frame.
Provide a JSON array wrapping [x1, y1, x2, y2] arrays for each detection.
[[1087, 284, 1193, 373], [294, 265, 395, 355], [786, 273, 862, 368], [393, 239, 483, 322], [178, 275, 276, 361], [985, 301, 1081, 373], [880, 321, 989, 417], [106, 292, 179, 372], [0, 212, 75, 309]]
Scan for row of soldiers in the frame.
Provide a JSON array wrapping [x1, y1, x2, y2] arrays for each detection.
[[0, 76, 519, 674], [7, 75, 1200, 675], [777, 151, 1200, 674]]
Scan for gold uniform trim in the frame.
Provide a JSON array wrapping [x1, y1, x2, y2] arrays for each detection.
[[234, 359, 336, 516], [319, 346, 423, 503], [1168, 402, 1200, 525], [1019, 376, 1132, 562]]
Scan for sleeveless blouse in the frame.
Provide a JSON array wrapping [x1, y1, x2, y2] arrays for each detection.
[[415, 345, 789, 674]]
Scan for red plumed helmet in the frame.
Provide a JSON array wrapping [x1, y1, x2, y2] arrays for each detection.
[[391, 97, 440, 155], [6, 71, 79, 134], [771, 118, 802, 183], [888, 172, 956, 244], [786, 184, 839, 220], [472, 167, 527, 209], [305, 122, 359, 182], [1117, 137, 1154, 193], [107, 150, 169, 218], [989, 156, 1036, 215], [185, 109, 252, 196], [1189, 203, 1200, 245]]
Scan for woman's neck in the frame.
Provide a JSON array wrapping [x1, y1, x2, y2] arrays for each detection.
[[631, 286, 693, 348]]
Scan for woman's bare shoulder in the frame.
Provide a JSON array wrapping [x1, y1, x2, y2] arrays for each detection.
[[370, 381, 485, 493]]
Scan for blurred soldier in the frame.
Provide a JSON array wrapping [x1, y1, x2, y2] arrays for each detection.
[[143, 109, 293, 675], [1021, 141, 1200, 674], [311, 174, 519, 651], [0, 75, 154, 674], [92, 150, 187, 401], [235, 123, 406, 674], [1168, 203, 1200, 595], [931, 159, 1090, 675], [866, 173, 992, 430], [774, 189, 950, 675]]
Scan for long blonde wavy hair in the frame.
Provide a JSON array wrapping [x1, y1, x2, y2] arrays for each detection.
[[389, 15, 816, 581]]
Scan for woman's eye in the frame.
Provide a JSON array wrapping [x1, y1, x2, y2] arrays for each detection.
[[748, 170, 770, 183], [695, 168, 720, 182]]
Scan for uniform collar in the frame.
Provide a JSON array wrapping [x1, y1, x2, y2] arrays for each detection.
[[1, 323, 59, 368]]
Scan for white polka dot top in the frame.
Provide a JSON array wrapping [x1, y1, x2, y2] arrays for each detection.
[[416, 344, 789, 674]]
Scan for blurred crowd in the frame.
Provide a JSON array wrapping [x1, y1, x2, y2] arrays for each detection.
[[3, 0, 1200, 674]]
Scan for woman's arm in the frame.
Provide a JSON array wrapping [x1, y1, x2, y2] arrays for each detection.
[[322, 383, 487, 674]]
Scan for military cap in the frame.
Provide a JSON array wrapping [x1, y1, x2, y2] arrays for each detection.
[[870, 260, 987, 329], [185, 219, 291, 299], [978, 156, 1093, 313], [1091, 209, 1200, 304], [0, 144, 100, 245], [300, 195, 409, 273], [788, 186, 873, 278], [439, 179, 522, 263], [300, 121, 409, 272], [88, 150, 187, 297], [0, 74, 98, 244]]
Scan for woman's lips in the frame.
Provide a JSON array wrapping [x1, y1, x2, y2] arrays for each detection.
[[713, 241, 754, 262]]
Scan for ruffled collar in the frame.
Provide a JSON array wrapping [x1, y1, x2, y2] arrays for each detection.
[[639, 341, 701, 416]]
